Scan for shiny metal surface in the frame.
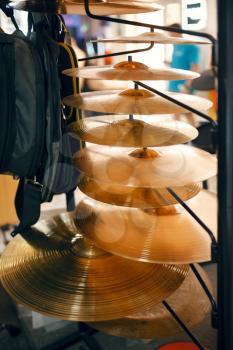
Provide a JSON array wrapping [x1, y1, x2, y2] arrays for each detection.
[[78, 175, 202, 208], [9, 0, 162, 14], [88, 265, 212, 339], [74, 190, 217, 264], [68, 116, 198, 147], [74, 145, 217, 188], [63, 62, 199, 81], [94, 31, 211, 44], [63, 89, 213, 115], [0, 213, 189, 321]]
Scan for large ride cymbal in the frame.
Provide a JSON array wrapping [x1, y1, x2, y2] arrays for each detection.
[[63, 61, 199, 81], [74, 190, 217, 264], [63, 89, 213, 115], [74, 145, 217, 188], [0, 213, 188, 322], [78, 175, 202, 208], [69, 116, 198, 147], [9, 0, 162, 14], [94, 31, 211, 45], [88, 265, 212, 339]]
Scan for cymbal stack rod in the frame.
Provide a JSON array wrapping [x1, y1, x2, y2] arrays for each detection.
[[190, 264, 218, 328], [134, 81, 217, 130], [162, 301, 205, 350], [83, 0, 217, 67]]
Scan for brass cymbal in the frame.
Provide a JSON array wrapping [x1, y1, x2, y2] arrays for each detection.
[[9, 0, 162, 14], [77, 175, 202, 208], [0, 213, 189, 322], [74, 190, 217, 264], [74, 145, 217, 188], [94, 31, 211, 45], [88, 265, 212, 339], [63, 89, 213, 115], [68, 116, 198, 147], [63, 61, 199, 81]]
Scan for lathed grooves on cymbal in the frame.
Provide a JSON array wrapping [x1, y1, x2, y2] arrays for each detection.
[[78, 175, 202, 208], [94, 31, 211, 45], [63, 89, 213, 115], [68, 116, 198, 147], [9, 0, 163, 14], [0, 213, 189, 321], [74, 145, 217, 188], [88, 265, 212, 339], [74, 190, 217, 264], [63, 63, 200, 81]]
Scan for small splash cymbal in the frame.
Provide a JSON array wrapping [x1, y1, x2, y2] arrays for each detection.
[[68, 116, 198, 147], [0, 213, 188, 322], [63, 61, 199, 81], [94, 31, 211, 45], [88, 265, 212, 339], [74, 190, 217, 264], [63, 89, 213, 115], [9, 0, 162, 14], [74, 145, 217, 188], [77, 176, 202, 208]]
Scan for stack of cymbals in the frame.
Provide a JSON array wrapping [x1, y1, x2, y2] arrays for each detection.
[[8, 0, 163, 14], [0, 6, 217, 341]]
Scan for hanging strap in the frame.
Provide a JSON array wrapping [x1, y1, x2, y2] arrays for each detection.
[[0, 1, 19, 31], [12, 178, 42, 236]]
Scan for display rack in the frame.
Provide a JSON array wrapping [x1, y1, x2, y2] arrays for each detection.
[[81, 1, 221, 349], [1, 1, 229, 349]]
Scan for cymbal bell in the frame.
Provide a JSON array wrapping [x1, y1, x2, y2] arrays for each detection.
[[0, 213, 189, 322], [9, 0, 162, 14], [63, 89, 213, 115], [68, 116, 199, 147], [94, 31, 211, 45], [77, 176, 202, 208], [74, 190, 217, 264], [88, 265, 212, 339], [74, 145, 217, 188], [63, 61, 199, 81]]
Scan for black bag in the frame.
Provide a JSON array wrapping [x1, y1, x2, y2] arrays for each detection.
[[0, 9, 80, 234]]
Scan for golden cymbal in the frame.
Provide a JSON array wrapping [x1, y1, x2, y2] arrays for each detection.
[[94, 31, 211, 45], [77, 175, 202, 208], [9, 0, 162, 14], [88, 265, 212, 339], [74, 190, 217, 264], [63, 89, 213, 115], [63, 61, 199, 81], [69, 116, 198, 147], [0, 213, 189, 322], [74, 145, 217, 188]]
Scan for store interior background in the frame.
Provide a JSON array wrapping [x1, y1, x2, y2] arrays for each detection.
[[0, 1, 217, 349]]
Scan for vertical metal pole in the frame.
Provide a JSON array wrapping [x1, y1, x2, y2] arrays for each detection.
[[218, 1, 233, 349]]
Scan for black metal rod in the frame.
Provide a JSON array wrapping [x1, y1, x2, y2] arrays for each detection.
[[190, 264, 217, 312], [162, 301, 206, 350], [217, 0, 233, 349], [167, 187, 217, 244], [134, 81, 217, 128], [84, 0, 215, 43], [78, 42, 154, 62], [83, 0, 217, 67]]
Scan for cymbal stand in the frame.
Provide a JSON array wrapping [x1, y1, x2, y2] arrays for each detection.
[[81, 2, 219, 348]]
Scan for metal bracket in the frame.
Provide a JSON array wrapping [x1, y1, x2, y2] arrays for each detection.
[[83, 0, 217, 67]]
